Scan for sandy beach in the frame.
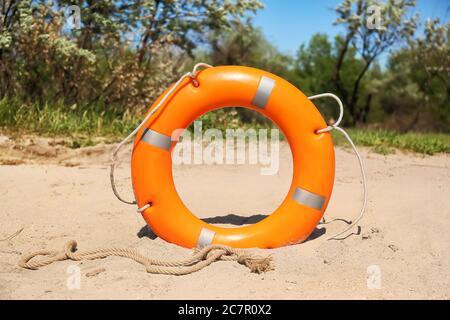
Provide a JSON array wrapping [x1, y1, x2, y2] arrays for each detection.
[[0, 136, 449, 299]]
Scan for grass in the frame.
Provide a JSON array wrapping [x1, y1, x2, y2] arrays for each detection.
[[0, 98, 141, 148], [0, 98, 449, 155], [332, 129, 450, 155]]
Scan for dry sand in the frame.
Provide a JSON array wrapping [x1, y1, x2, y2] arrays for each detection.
[[0, 135, 449, 299]]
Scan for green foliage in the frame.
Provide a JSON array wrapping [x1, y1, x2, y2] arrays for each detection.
[[204, 20, 292, 78], [0, 0, 263, 110], [291, 33, 383, 124], [380, 19, 449, 131], [195, 21, 293, 127], [293, 33, 334, 94], [193, 107, 278, 133]]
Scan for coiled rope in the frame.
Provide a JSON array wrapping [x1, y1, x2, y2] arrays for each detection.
[[19, 241, 273, 275]]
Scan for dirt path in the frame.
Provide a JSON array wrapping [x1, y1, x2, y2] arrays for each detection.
[[0, 136, 449, 299]]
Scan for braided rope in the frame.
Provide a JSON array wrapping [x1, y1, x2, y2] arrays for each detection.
[[18, 241, 274, 275]]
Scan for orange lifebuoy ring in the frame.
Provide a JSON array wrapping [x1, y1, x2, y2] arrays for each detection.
[[131, 66, 335, 249]]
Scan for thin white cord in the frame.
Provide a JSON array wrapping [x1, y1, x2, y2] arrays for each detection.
[[327, 127, 368, 240], [308, 93, 344, 131], [110, 63, 213, 206], [308, 93, 368, 240]]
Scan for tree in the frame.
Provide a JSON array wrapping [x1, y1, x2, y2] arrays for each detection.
[[410, 19, 449, 116], [332, 0, 418, 125], [206, 20, 291, 77], [381, 19, 449, 131], [0, 0, 33, 96], [0, 0, 264, 110], [293, 33, 334, 95], [199, 20, 292, 126], [292, 33, 380, 124]]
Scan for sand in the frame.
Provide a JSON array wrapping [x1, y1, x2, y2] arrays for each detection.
[[0, 135, 449, 299]]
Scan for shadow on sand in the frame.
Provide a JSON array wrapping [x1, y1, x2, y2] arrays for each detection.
[[137, 213, 346, 243]]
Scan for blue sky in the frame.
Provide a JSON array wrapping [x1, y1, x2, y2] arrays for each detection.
[[253, 0, 450, 55]]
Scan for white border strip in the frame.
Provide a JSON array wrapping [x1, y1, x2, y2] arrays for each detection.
[[293, 187, 325, 211], [196, 228, 215, 248], [141, 128, 172, 151], [252, 76, 275, 109]]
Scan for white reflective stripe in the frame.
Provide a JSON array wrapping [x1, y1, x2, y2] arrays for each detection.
[[196, 228, 215, 248], [293, 187, 325, 211], [252, 76, 275, 108], [141, 128, 172, 151]]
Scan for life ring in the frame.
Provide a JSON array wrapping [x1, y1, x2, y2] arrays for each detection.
[[131, 66, 335, 249]]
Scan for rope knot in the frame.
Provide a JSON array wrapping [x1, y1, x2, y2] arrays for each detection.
[[188, 73, 200, 87], [64, 240, 79, 260], [237, 253, 274, 274], [237, 254, 251, 264]]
